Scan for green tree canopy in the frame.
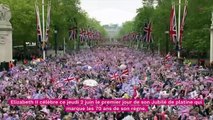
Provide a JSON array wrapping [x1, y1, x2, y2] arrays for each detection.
[[0, 0, 106, 48], [119, 0, 213, 57]]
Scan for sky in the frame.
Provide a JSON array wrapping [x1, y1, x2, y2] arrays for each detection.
[[80, 0, 142, 26]]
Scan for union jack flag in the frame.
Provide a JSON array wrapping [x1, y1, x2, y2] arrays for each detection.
[[54, 81, 64, 88], [45, 2, 51, 42], [88, 28, 94, 40], [69, 27, 77, 40], [143, 22, 153, 43], [64, 75, 76, 82], [169, 5, 177, 44], [84, 29, 89, 41], [22, 110, 35, 120], [180, 2, 187, 48], [110, 72, 119, 80], [46, 91, 55, 99], [48, 112, 60, 120], [80, 28, 86, 43], [35, 3, 42, 44], [121, 68, 129, 76]]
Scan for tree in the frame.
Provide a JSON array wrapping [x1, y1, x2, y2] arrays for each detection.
[[118, 21, 135, 37], [0, 0, 106, 50], [119, 0, 213, 57]]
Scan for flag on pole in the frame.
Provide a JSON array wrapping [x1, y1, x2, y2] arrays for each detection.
[[98, 31, 100, 40], [169, 5, 177, 44], [94, 30, 98, 40], [180, 1, 187, 48], [84, 29, 87, 41], [69, 27, 77, 40], [110, 72, 119, 80], [45, 2, 51, 42], [69, 28, 73, 40], [86, 29, 90, 41], [35, 3, 42, 44], [143, 22, 153, 43], [80, 28, 85, 43], [89, 29, 94, 40]]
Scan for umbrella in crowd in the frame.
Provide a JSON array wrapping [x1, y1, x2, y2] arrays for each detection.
[[122, 115, 135, 120], [83, 79, 98, 87]]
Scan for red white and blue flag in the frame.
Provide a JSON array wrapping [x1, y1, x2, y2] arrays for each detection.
[[80, 28, 85, 43], [121, 68, 129, 76], [110, 72, 119, 80], [143, 22, 153, 43], [169, 5, 177, 44], [35, 3, 42, 43], [89, 29, 94, 40], [69, 27, 77, 40], [180, 2, 187, 48], [69, 28, 73, 40], [165, 52, 172, 61], [45, 2, 51, 42], [123, 35, 127, 41], [64, 75, 76, 82]]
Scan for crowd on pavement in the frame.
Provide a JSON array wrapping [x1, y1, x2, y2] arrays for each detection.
[[0, 45, 212, 120]]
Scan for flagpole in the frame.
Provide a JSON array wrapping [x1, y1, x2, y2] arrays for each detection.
[[210, 11, 213, 65], [42, 0, 46, 60], [177, 0, 181, 58]]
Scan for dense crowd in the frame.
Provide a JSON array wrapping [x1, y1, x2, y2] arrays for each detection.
[[0, 46, 212, 120]]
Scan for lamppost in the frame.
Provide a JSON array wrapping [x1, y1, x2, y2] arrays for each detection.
[[36, 0, 50, 60], [210, 11, 213, 65], [54, 28, 58, 57], [41, 0, 46, 60], [177, 0, 181, 58]]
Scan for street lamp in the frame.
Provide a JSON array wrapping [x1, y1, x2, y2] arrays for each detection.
[[210, 11, 213, 66], [54, 28, 58, 57]]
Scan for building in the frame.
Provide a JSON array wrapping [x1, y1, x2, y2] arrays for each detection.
[[103, 24, 121, 42]]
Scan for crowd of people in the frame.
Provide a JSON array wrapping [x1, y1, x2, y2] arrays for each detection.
[[0, 45, 212, 120]]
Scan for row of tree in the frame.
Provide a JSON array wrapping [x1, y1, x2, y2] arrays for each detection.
[[0, 0, 107, 49], [118, 0, 213, 57]]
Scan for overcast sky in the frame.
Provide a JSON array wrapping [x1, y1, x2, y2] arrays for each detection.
[[80, 0, 142, 25]]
